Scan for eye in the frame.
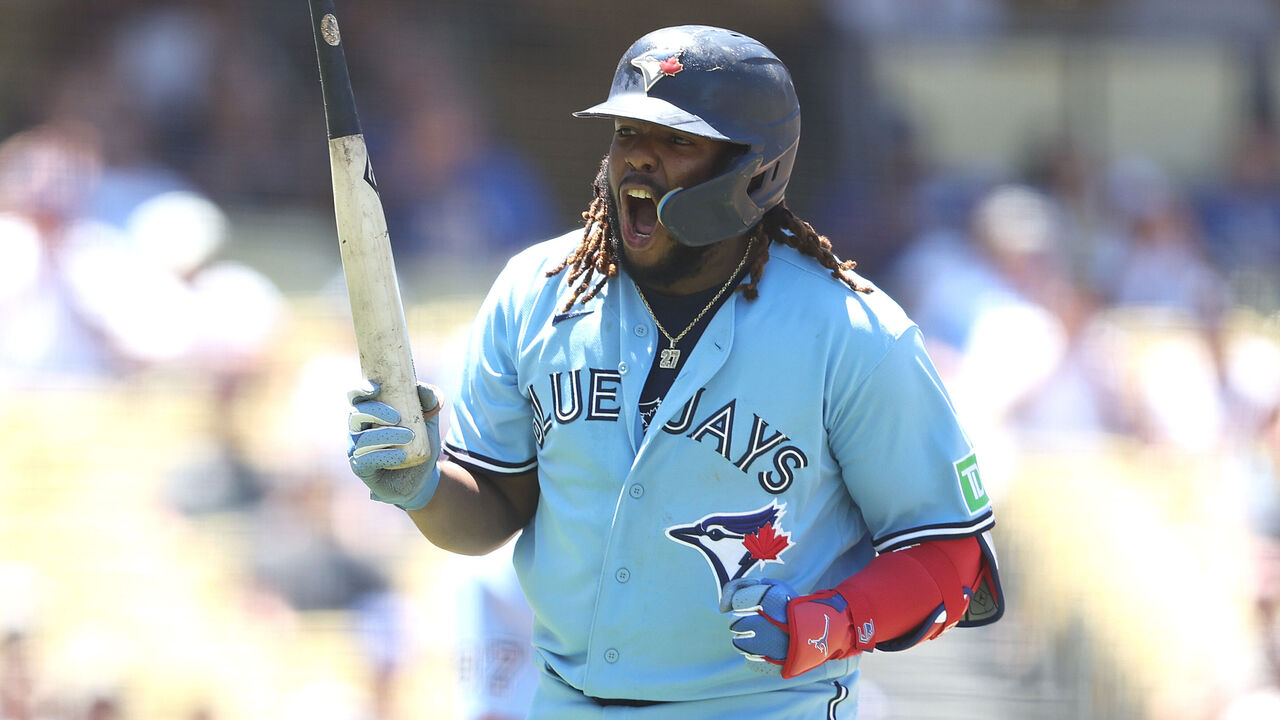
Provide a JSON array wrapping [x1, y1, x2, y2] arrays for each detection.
[[669, 134, 694, 146], [615, 125, 637, 138]]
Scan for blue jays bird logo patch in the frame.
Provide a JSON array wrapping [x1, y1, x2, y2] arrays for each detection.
[[631, 51, 684, 91], [666, 502, 792, 600]]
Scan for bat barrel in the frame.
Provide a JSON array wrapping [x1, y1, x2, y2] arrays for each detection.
[[308, 0, 362, 140]]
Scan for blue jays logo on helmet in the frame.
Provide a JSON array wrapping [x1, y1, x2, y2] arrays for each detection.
[[666, 501, 792, 600], [630, 51, 684, 92]]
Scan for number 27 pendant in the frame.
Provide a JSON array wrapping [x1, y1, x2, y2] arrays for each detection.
[[659, 346, 681, 369]]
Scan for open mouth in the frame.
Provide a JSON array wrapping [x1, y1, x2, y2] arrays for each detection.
[[621, 186, 660, 246]]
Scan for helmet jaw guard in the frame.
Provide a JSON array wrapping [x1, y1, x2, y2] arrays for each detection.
[[576, 25, 801, 247], [657, 138, 799, 247]]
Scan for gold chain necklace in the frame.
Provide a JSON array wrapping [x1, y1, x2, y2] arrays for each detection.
[[635, 236, 754, 370]]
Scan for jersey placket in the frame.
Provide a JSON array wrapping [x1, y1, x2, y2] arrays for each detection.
[[577, 279, 739, 696]]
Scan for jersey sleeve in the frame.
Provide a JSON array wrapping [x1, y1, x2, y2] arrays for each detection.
[[443, 260, 538, 477], [828, 325, 995, 553]]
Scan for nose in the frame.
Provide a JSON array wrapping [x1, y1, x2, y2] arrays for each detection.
[[625, 135, 657, 173]]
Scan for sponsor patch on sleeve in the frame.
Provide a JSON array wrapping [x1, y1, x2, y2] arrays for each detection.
[[954, 452, 988, 515]]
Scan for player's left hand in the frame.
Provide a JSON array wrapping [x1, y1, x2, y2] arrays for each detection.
[[722, 576, 872, 679], [719, 577, 795, 675]]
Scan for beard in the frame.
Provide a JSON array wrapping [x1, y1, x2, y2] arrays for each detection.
[[603, 168, 715, 290]]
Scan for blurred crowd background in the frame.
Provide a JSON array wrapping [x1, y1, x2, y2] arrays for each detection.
[[3, 0, 1280, 718]]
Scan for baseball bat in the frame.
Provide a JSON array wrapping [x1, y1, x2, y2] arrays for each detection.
[[309, 0, 430, 468]]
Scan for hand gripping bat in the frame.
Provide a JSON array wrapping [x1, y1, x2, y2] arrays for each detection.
[[309, 0, 430, 468]]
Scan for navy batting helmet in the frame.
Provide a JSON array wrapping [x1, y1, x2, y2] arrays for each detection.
[[575, 25, 801, 247]]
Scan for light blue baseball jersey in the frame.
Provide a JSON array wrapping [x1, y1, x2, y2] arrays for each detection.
[[443, 229, 998, 705]]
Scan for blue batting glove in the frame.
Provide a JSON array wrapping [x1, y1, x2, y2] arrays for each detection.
[[347, 381, 442, 510], [719, 577, 796, 675]]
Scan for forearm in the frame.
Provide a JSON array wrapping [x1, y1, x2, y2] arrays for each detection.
[[785, 536, 986, 677], [832, 536, 983, 646], [405, 459, 538, 556], [731, 536, 993, 679]]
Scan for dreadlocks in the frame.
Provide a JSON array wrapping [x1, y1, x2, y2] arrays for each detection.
[[546, 158, 616, 311], [547, 159, 872, 311], [744, 200, 874, 300]]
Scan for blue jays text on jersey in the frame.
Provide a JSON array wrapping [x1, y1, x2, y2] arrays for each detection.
[[530, 377, 809, 495], [443, 230, 1000, 703]]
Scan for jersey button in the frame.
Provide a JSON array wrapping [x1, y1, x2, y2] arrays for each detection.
[[634, 325, 648, 337], [617, 361, 629, 374], [628, 484, 644, 499], [604, 648, 620, 663], [615, 568, 630, 583]]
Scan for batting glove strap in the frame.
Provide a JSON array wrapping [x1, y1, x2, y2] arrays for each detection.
[[782, 586, 877, 679], [364, 461, 441, 510]]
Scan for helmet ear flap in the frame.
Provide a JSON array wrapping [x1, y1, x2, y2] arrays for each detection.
[[659, 136, 796, 248], [658, 152, 764, 247], [746, 137, 798, 217]]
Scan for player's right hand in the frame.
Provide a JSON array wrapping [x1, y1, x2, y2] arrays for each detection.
[[346, 381, 443, 510]]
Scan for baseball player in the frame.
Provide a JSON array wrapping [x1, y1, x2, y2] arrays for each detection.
[[346, 25, 1003, 718]]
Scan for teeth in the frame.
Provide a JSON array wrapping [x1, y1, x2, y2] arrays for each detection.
[[625, 187, 654, 199]]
